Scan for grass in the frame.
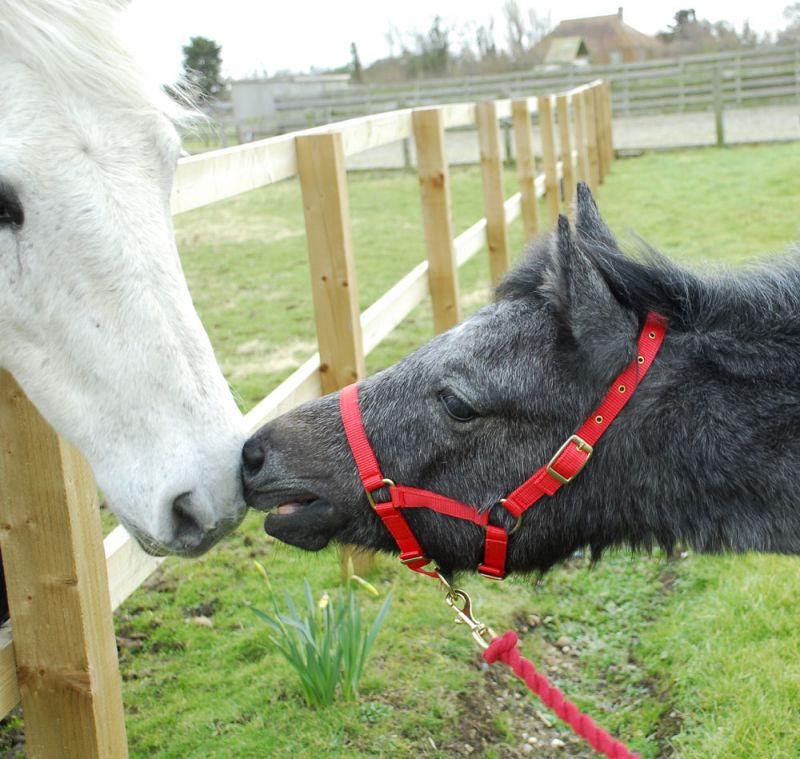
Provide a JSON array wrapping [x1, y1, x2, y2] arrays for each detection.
[[641, 555, 800, 757], [5, 143, 800, 757]]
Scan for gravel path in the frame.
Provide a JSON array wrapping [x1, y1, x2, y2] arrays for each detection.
[[614, 103, 800, 150], [345, 104, 800, 171]]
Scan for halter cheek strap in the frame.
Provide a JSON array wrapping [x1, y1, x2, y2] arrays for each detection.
[[340, 312, 667, 580]]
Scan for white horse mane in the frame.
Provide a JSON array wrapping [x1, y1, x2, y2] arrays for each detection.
[[0, 0, 191, 120]]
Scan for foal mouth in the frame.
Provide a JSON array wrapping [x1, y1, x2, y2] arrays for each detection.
[[254, 494, 350, 552]]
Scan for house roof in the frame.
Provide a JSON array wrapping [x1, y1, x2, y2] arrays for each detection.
[[541, 12, 662, 57]]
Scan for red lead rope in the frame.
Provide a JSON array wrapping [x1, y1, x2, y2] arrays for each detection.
[[485, 632, 641, 759], [339, 312, 667, 579]]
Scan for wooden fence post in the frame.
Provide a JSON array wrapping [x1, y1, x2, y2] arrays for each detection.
[[603, 80, 615, 168], [295, 132, 373, 578], [401, 137, 413, 171], [296, 131, 366, 392], [593, 86, 608, 183], [583, 89, 600, 191], [476, 101, 511, 287], [511, 99, 540, 243], [502, 121, 514, 165], [0, 372, 128, 759], [573, 91, 590, 186], [556, 94, 575, 212], [413, 108, 461, 333], [713, 67, 725, 147], [537, 95, 560, 229]]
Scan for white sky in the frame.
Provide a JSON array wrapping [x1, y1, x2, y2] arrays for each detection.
[[125, 1, 793, 83]]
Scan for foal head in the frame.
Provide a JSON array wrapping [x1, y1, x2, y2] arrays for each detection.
[[242, 186, 648, 572], [0, 1, 245, 555]]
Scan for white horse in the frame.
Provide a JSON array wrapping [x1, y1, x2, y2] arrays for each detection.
[[0, 0, 246, 556]]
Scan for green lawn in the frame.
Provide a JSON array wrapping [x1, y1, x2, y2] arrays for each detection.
[[6, 143, 800, 757]]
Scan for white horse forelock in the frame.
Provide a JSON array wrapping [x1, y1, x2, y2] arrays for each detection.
[[0, 0, 191, 119]]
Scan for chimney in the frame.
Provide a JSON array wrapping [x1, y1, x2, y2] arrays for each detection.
[[618, 7, 623, 20]]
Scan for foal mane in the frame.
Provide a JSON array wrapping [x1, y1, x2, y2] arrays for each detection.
[[0, 0, 191, 120], [589, 243, 800, 334], [502, 229, 800, 335]]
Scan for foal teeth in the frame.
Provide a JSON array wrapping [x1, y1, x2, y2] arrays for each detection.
[[276, 503, 303, 515]]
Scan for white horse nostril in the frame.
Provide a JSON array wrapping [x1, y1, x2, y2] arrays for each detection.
[[171, 491, 208, 544], [167, 489, 244, 556]]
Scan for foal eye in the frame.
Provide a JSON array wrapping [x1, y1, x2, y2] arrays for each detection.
[[439, 390, 477, 422], [0, 183, 24, 229]]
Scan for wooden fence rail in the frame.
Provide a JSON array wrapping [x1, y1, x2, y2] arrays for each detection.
[[0, 79, 613, 756]]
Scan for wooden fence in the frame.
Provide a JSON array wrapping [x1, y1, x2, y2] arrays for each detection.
[[252, 44, 800, 134], [0, 79, 613, 756]]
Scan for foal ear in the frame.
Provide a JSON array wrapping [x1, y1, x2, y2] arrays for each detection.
[[574, 183, 617, 252], [546, 213, 635, 370]]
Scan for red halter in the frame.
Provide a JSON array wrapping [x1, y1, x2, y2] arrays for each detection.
[[339, 313, 667, 580]]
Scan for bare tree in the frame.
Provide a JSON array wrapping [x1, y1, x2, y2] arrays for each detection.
[[416, 16, 450, 76], [384, 25, 401, 57], [785, 2, 800, 23], [503, 2, 552, 59], [350, 42, 363, 83], [527, 9, 553, 47], [476, 18, 498, 59], [779, 3, 800, 43], [504, 0, 526, 58]]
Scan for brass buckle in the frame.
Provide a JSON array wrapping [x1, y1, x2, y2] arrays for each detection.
[[366, 478, 395, 508], [546, 435, 594, 485]]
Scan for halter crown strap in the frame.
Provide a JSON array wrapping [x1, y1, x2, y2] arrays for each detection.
[[339, 312, 667, 580], [502, 312, 667, 517], [340, 383, 386, 492]]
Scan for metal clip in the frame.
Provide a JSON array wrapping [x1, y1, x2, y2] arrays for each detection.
[[435, 571, 496, 649]]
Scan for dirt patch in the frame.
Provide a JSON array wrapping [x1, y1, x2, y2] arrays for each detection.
[[642, 674, 682, 758], [182, 598, 220, 619], [0, 708, 24, 758], [143, 571, 178, 594], [436, 660, 595, 758]]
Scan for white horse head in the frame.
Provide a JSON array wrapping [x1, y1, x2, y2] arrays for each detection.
[[0, 0, 246, 555]]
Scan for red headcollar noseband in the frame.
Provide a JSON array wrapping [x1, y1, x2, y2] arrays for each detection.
[[339, 313, 667, 580]]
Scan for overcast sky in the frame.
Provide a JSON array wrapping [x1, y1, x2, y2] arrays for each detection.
[[125, 1, 794, 83]]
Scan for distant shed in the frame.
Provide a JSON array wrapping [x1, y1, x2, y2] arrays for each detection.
[[543, 36, 590, 67], [231, 74, 351, 128], [537, 8, 662, 65]]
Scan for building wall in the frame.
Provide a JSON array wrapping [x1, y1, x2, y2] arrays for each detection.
[[231, 77, 351, 123]]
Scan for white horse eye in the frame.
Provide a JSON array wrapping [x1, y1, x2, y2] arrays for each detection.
[[0, 183, 24, 228], [439, 390, 477, 422]]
